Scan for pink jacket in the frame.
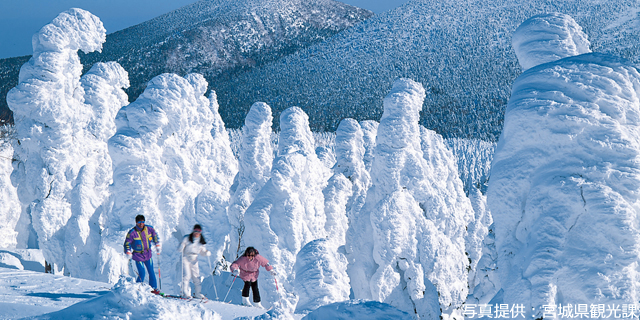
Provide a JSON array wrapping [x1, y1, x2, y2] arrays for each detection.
[[230, 254, 273, 282]]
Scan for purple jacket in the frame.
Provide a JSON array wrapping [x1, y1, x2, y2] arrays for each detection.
[[124, 225, 159, 262], [230, 254, 273, 282]]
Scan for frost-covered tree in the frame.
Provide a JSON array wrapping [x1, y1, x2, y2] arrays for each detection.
[[243, 106, 331, 311], [62, 62, 130, 279], [0, 127, 20, 249], [347, 79, 475, 318], [294, 118, 370, 313], [227, 102, 274, 260], [293, 238, 350, 314], [6, 8, 116, 275], [359, 120, 378, 173], [488, 13, 640, 317], [324, 118, 369, 244], [98, 73, 237, 289]]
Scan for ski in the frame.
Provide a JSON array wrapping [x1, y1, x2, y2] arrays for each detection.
[[155, 292, 211, 303]]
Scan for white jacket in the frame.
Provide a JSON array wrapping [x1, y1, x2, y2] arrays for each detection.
[[178, 235, 211, 262]]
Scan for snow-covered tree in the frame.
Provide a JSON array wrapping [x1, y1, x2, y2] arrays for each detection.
[[6, 8, 116, 275], [0, 128, 20, 249], [347, 78, 475, 318], [293, 118, 370, 313], [324, 118, 369, 245], [243, 106, 331, 311], [227, 102, 274, 260], [359, 120, 378, 173], [488, 13, 640, 317], [293, 238, 350, 314], [97, 73, 237, 289], [62, 62, 130, 280]]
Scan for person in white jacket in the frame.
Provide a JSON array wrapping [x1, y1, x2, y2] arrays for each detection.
[[178, 224, 211, 298]]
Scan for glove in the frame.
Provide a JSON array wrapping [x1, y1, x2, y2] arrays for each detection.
[[269, 269, 277, 276], [155, 244, 162, 254], [205, 251, 212, 257], [232, 269, 240, 277], [126, 252, 132, 260]]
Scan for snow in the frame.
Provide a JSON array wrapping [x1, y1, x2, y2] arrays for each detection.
[[301, 299, 411, 320], [293, 238, 350, 314], [488, 13, 640, 318], [345, 78, 477, 318], [0, 138, 20, 249], [228, 102, 274, 260], [7, 4, 640, 320], [101, 72, 237, 292], [7, 8, 116, 277], [512, 12, 591, 71]]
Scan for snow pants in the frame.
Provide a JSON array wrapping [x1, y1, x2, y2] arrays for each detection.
[[135, 259, 157, 289], [181, 255, 202, 297], [242, 280, 261, 302]]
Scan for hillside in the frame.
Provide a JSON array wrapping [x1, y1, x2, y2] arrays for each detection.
[[214, 0, 640, 140], [0, 0, 373, 125]]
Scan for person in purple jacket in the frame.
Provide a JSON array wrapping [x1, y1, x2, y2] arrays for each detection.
[[230, 247, 276, 308], [124, 214, 161, 293]]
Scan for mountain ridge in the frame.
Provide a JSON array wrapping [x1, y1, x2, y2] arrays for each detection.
[[0, 0, 373, 125]]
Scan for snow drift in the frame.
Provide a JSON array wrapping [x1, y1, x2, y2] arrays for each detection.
[[488, 13, 640, 318]]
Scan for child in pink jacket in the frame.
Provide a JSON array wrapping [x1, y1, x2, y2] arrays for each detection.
[[230, 247, 275, 308]]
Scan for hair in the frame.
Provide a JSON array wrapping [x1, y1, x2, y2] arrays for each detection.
[[188, 224, 206, 244], [135, 215, 145, 223], [243, 247, 259, 257]]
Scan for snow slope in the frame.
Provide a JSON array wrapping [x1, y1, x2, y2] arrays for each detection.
[[488, 13, 640, 318]]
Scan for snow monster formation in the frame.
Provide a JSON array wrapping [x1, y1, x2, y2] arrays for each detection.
[[98, 73, 237, 288], [227, 102, 274, 260], [243, 106, 331, 312], [347, 78, 476, 318], [488, 13, 640, 318], [6, 9, 130, 277]]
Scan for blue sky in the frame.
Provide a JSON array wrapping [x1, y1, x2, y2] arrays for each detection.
[[0, 0, 408, 59]]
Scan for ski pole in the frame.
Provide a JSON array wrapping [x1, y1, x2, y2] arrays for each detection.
[[157, 252, 162, 290], [129, 259, 140, 279], [207, 256, 219, 300], [274, 277, 279, 292], [223, 275, 237, 302]]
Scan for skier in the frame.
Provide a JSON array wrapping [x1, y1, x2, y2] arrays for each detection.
[[178, 224, 212, 298], [123, 214, 161, 294], [230, 247, 276, 308]]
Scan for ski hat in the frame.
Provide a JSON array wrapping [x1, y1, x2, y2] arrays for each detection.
[[193, 224, 202, 232], [135, 215, 145, 223]]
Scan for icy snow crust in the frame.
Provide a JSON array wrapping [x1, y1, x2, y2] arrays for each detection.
[[488, 13, 640, 318]]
